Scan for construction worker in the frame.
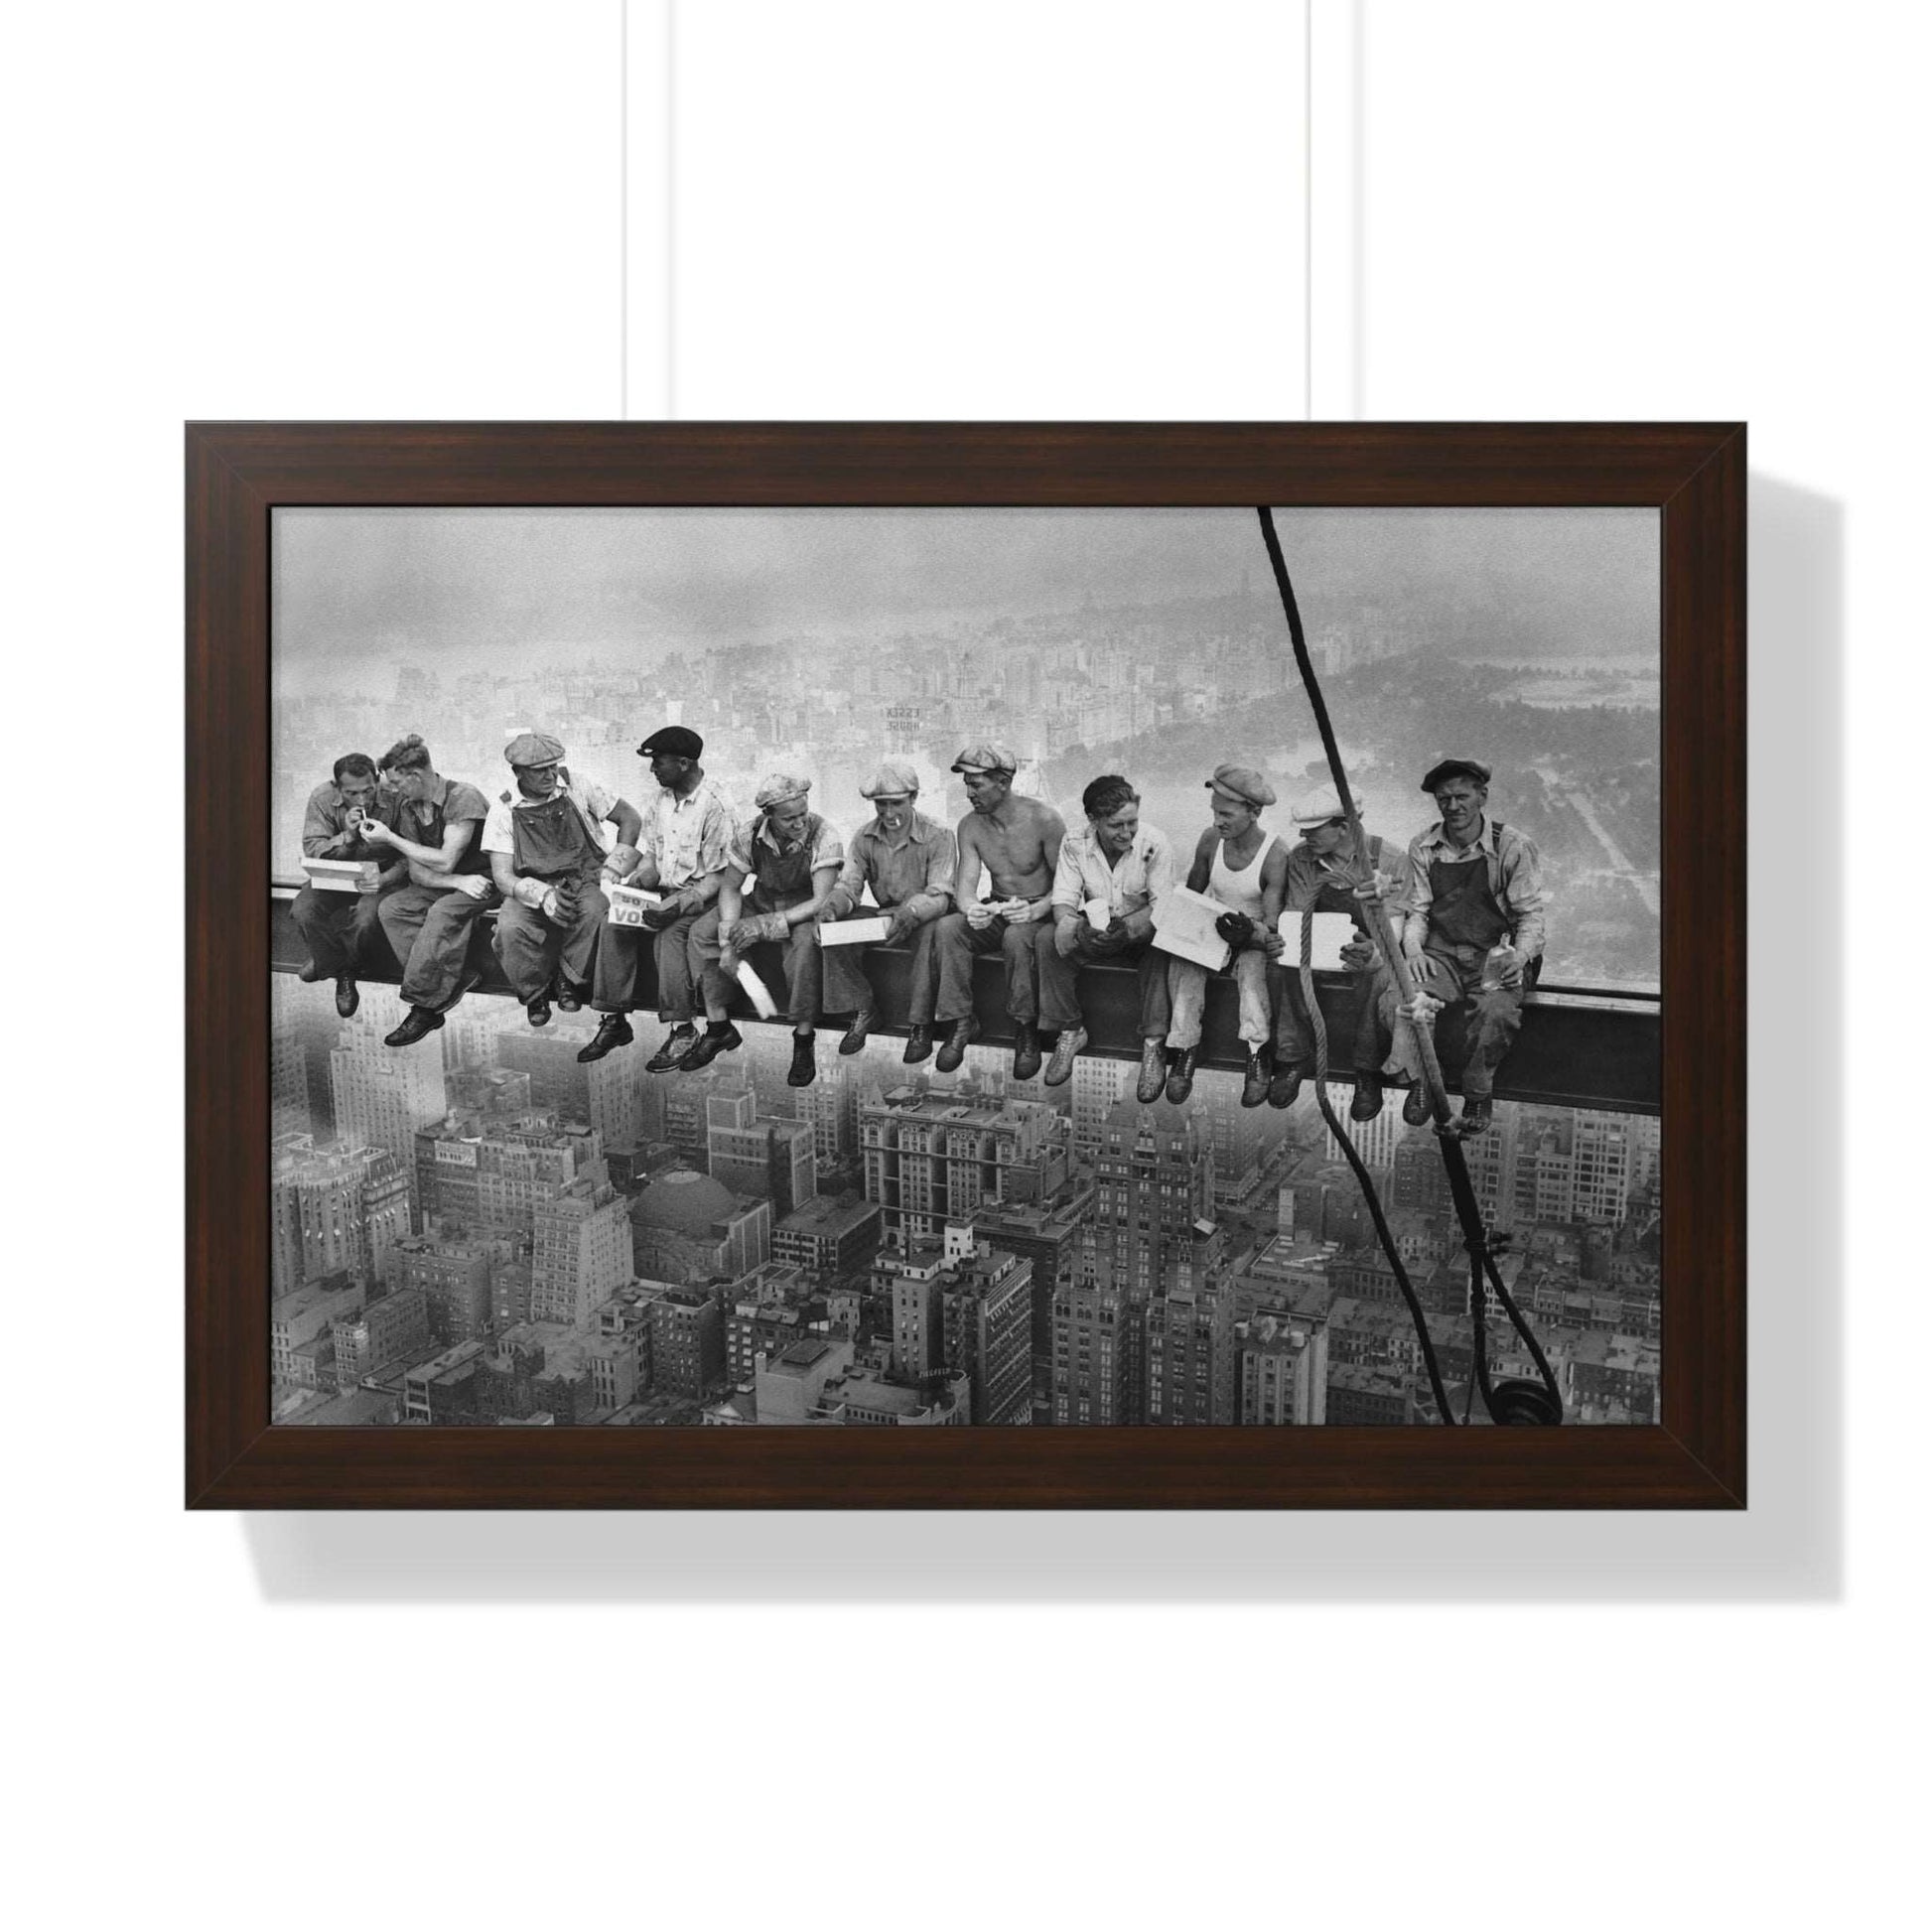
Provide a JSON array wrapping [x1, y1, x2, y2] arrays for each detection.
[[817, 759, 957, 1061], [1040, 774, 1176, 1098], [928, 744, 1066, 1080], [1391, 758, 1547, 1136], [692, 766, 845, 1085], [483, 731, 643, 1030], [290, 752, 403, 1019], [1163, 763, 1289, 1108], [1266, 784, 1408, 1115], [363, 735, 494, 1047]]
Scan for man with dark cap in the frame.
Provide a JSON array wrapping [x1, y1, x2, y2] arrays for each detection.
[[928, 744, 1066, 1080], [690, 766, 845, 1085], [1040, 774, 1176, 1099], [1390, 758, 1547, 1135], [291, 752, 404, 1019], [1266, 783, 1406, 1116], [483, 731, 643, 1029], [578, 724, 738, 1069], [1162, 763, 1290, 1107], [816, 759, 957, 1060], [363, 736, 496, 1047]]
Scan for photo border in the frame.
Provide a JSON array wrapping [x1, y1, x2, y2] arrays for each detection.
[[188, 422, 1743, 1508]]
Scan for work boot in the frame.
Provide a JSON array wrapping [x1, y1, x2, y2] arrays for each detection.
[[1241, 1045, 1273, 1109], [577, 1014, 633, 1063], [298, 959, 328, 984], [384, 1007, 445, 1048], [1402, 1082, 1434, 1127], [1012, 1022, 1042, 1081], [645, 1024, 697, 1072], [1349, 1070, 1385, 1121], [1458, 1094, 1493, 1137], [839, 1011, 875, 1056], [554, 980, 583, 1013], [1268, 1059, 1309, 1110], [901, 1023, 933, 1065], [676, 1022, 744, 1071], [525, 994, 552, 1029], [788, 1033, 818, 1087], [1165, 1046, 1197, 1105], [935, 1015, 979, 1073], [1045, 1026, 1087, 1087], [1136, 1038, 1168, 1104], [334, 976, 359, 1020]]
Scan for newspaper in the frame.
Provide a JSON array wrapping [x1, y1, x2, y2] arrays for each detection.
[[1150, 885, 1233, 971]]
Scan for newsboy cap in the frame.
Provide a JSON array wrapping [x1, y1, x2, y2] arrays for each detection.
[[1420, 758, 1491, 793], [860, 759, 921, 799], [1289, 784, 1344, 829], [754, 766, 813, 810], [503, 729, 566, 768], [950, 743, 1018, 776], [1205, 763, 1277, 809], [638, 725, 704, 759]]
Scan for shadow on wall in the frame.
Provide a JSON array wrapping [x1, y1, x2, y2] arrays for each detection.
[[237, 474, 1842, 1606]]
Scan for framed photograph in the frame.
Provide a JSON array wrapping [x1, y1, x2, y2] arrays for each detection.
[[188, 422, 1742, 1508]]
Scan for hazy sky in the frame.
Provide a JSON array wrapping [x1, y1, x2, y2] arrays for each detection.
[[274, 506, 1658, 688]]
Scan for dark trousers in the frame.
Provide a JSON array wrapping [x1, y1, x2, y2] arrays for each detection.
[[931, 912, 1049, 1026], [817, 911, 941, 1023], [493, 885, 610, 1006], [1038, 930, 1171, 1037], [592, 910, 703, 1024], [1272, 959, 1393, 1072], [377, 882, 490, 1013], [1421, 945, 1526, 1098], [692, 908, 824, 1029], [291, 884, 394, 981]]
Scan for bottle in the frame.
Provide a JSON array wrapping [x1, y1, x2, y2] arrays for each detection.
[[1480, 937, 1518, 991]]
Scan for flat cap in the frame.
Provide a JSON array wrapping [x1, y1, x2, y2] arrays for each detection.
[[1205, 762, 1277, 809], [503, 729, 565, 768], [1289, 784, 1344, 829], [1420, 758, 1491, 793], [639, 725, 704, 759], [860, 759, 921, 799], [753, 766, 813, 810], [950, 742, 1018, 776]]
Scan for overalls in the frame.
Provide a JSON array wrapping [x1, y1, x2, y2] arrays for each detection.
[[693, 814, 830, 1028], [1272, 832, 1396, 1072], [1413, 829, 1528, 1100], [491, 785, 612, 1006], [376, 783, 494, 1014]]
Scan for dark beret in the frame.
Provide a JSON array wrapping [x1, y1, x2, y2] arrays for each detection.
[[639, 726, 704, 759], [1421, 758, 1492, 793]]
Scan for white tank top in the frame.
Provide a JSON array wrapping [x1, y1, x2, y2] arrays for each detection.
[[1208, 833, 1280, 920]]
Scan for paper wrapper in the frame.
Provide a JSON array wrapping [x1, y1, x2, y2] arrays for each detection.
[[819, 915, 892, 947], [1277, 909, 1357, 971], [735, 960, 778, 1018], [606, 883, 666, 927], [1081, 897, 1112, 931], [301, 857, 379, 894], [1150, 885, 1233, 971]]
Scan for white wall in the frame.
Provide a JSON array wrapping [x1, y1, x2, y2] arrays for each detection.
[[9, 3, 1918, 1927]]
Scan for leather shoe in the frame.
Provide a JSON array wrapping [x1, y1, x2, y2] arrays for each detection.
[[578, 1014, 633, 1063], [525, 995, 552, 1029], [1241, 1045, 1273, 1109], [334, 976, 359, 1020], [645, 1025, 697, 1072], [298, 960, 328, 984], [1044, 1026, 1086, 1086], [555, 981, 583, 1013], [384, 1007, 445, 1048], [1459, 1095, 1493, 1136], [839, 1012, 875, 1056], [676, 1023, 743, 1071], [1349, 1070, 1385, 1121], [1268, 1059, 1308, 1110], [1136, 1039, 1168, 1104], [1165, 1046, 1197, 1105], [787, 1034, 817, 1087], [902, 1023, 933, 1065], [1012, 1022, 1042, 1081], [935, 1015, 979, 1073], [1402, 1082, 1434, 1127]]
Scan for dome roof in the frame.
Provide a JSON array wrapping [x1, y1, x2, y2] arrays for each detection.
[[631, 1169, 739, 1237]]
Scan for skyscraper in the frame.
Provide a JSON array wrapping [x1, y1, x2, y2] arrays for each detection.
[[861, 1087, 1068, 1246], [331, 1015, 449, 1223], [1236, 1311, 1329, 1424], [528, 1177, 633, 1326], [494, 1018, 643, 1156], [271, 1137, 412, 1297], [708, 1089, 818, 1221], [1089, 1099, 1214, 1301]]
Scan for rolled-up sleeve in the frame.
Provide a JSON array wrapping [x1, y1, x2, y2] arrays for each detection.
[[1050, 839, 1085, 913], [1398, 836, 1434, 951], [1503, 832, 1547, 960], [301, 786, 358, 860], [1142, 831, 1176, 907], [893, 824, 956, 924]]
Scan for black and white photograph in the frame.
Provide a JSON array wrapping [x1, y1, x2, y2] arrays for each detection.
[[270, 503, 1661, 1430]]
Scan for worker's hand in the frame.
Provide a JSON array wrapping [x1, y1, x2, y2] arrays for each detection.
[[964, 899, 997, 930], [603, 843, 640, 883], [1260, 929, 1287, 962], [1339, 936, 1376, 970], [539, 886, 566, 923], [1405, 952, 1442, 989], [451, 874, 490, 901], [743, 911, 789, 945], [1004, 899, 1042, 925], [359, 819, 394, 845], [1088, 925, 1130, 957], [1493, 954, 1526, 989], [1353, 868, 1401, 901], [639, 900, 678, 931], [1403, 989, 1445, 1026], [884, 907, 917, 945], [1054, 921, 1082, 958]]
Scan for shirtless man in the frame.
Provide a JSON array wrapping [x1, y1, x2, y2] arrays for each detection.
[[927, 744, 1066, 1078]]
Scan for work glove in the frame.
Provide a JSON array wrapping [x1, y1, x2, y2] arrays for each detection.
[[1214, 910, 1257, 950], [740, 911, 790, 945]]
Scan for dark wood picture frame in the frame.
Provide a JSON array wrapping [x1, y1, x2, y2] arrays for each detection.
[[188, 422, 1743, 1508]]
